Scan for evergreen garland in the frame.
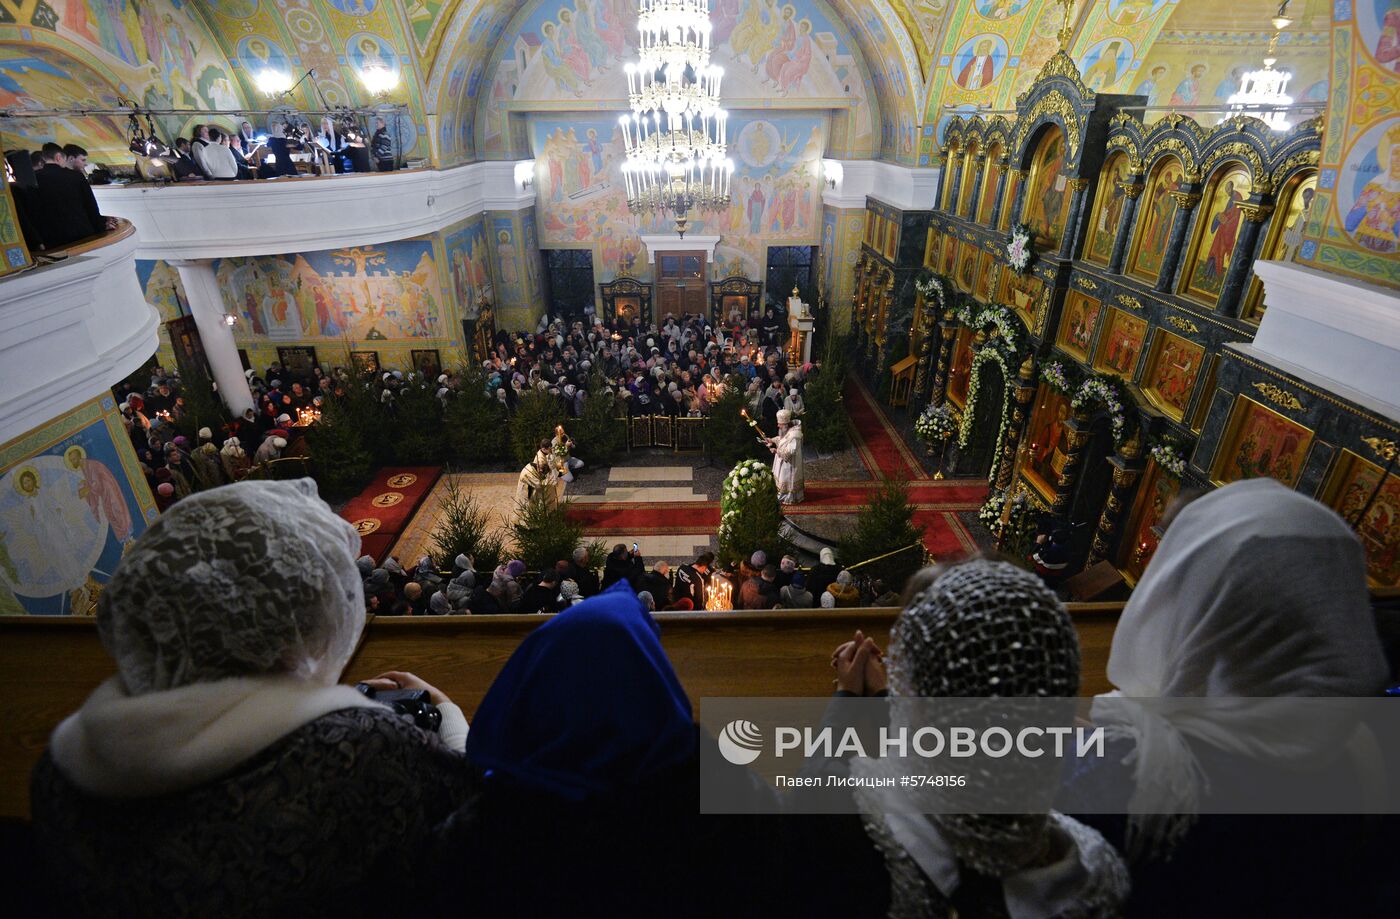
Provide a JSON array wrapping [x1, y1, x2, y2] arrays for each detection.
[[836, 478, 926, 591]]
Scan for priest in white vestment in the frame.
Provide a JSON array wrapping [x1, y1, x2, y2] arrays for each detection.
[[769, 409, 804, 504]]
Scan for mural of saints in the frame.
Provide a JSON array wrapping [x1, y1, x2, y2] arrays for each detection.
[[1327, 452, 1400, 586], [1343, 122, 1400, 254], [1057, 292, 1101, 359]]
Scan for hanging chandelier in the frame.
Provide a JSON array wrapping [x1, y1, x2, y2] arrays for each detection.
[[620, 0, 733, 238], [1226, 18, 1295, 130]]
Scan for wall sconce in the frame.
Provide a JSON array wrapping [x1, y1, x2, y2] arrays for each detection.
[[221, 313, 238, 328], [822, 159, 843, 190], [514, 160, 536, 191]]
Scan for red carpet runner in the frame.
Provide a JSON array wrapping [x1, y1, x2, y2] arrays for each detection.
[[339, 467, 441, 562], [843, 376, 930, 480]]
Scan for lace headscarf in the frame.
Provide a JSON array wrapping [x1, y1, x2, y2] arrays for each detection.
[[96, 479, 365, 695], [1092, 477, 1389, 860]]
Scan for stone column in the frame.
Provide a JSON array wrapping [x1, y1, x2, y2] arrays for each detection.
[[1216, 201, 1274, 317], [996, 355, 1038, 490], [169, 260, 255, 415], [1057, 177, 1092, 261], [1050, 412, 1095, 516], [1154, 188, 1202, 294], [1086, 435, 1144, 566], [1107, 180, 1144, 274], [929, 309, 957, 407]]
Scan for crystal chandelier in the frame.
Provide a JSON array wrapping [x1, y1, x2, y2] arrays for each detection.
[[620, 0, 733, 238], [1227, 20, 1294, 130]]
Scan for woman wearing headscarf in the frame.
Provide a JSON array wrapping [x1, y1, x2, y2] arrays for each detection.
[[31, 480, 473, 918], [799, 560, 1129, 917], [1060, 478, 1391, 917], [439, 582, 781, 917], [809, 546, 840, 598]]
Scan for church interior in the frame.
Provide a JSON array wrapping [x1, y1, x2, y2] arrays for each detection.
[[1, 1, 1399, 915]]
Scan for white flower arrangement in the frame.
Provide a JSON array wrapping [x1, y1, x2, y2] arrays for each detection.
[[1150, 441, 1188, 478], [719, 459, 778, 548], [977, 492, 1007, 529], [915, 272, 944, 304], [914, 403, 957, 444], [956, 303, 1020, 354], [1039, 360, 1074, 395], [1073, 376, 1131, 444], [1006, 224, 1034, 274]]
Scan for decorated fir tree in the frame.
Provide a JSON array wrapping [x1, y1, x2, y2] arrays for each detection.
[[430, 476, 504, 571], [717, 459, 785, 568]]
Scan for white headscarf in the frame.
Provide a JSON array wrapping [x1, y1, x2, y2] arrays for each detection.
[[50, 480, 377, 797], [1091, 478, 1388, 857]]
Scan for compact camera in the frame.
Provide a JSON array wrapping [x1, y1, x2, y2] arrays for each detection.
[[354, 683, 442, 732]]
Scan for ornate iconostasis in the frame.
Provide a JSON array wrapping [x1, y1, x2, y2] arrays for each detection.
[[855, 45, 1399, 589]]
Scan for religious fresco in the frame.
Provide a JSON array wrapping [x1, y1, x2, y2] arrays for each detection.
[[1022, 384, 1071, 501], [1079, 37, 1135, 91], [1129, 156, 1186, 280], [1085, 152, 1131, 265], [1093, 307, 1148, 378], [955, 243, 978, 293], [433, 1, 512, 164], [1211, 395, 1315, 487], [1140, 329, 1204, 420], [1022, 128, 1069, 250], [942, 237, 959, 276], [820, 205, 864, 328], [529, 111, 825, 284], [478, 0, 878, 160], [0, 178, 30, 278], [1182, 165, 1250, 302], [951, 34, 1010, 91], [1119, 459, 1180, 582], [1279, 1, 1398, 287], [200, 0, 426, 158], [1131, 2, 1330, 125], [1323, 449, 1400, 587], [134, 259, 188, 371], [442, 215, 495, 322], [1242, 171, 1318, 320], [214, 239, 446, 344], [0, 397, 153, 616], [1056, 290, 1102, 361]]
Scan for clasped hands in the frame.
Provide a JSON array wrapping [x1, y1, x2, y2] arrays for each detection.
[[831, 629, 888, 696]]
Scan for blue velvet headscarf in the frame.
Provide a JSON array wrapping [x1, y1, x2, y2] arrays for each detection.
[[466, 581, 696, 801]]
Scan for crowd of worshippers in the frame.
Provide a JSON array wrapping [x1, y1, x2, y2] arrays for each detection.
[[112, 366, 305, 512], [479, 308, 810, 429], [26, 476, 1397, 917], [359, 544, 886, 616], [7, 142, 119, 252]]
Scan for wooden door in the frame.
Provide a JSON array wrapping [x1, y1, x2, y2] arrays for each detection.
[[656, 251, 707, 317]]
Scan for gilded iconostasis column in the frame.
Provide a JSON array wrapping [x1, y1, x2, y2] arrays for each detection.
[[1086, 435, 1145, 567], [1154, 186, 1202, 293], [989, 157, 1011, 228], [930, 309, 958, 408], [1217, 201, 1275, 316], [1051, 412, 1096, 515], [966, 152, 987, 219], [1107, 180, 1144, 274]]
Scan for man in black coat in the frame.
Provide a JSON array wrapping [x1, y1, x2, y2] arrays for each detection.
[[601, 544, 645, 590], [638, 561, 674, 609], [566, 546, 601, 597], [516, 570, 561, 614], [32, 143, 111, 249], [674, 552, 714, 609]]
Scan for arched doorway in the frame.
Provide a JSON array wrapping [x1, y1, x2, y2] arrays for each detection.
[[962, 358, 1007, 479], [1067, 415, 1115, 566]]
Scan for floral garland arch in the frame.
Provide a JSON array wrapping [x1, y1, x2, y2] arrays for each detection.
[[1070, 372, 1139, 448], [953, 298, 1029, 481]]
